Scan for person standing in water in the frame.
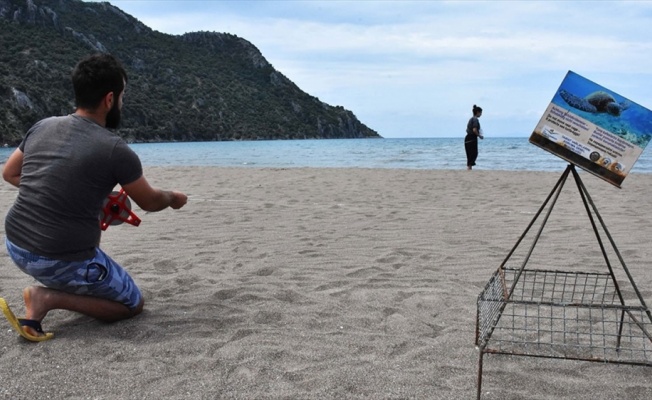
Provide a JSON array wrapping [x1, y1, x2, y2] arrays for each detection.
[[464, 104, 484, 170]]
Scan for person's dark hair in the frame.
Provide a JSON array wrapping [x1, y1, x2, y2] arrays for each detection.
[[473, 104, 483, 115], [72, 53, 128, 110]]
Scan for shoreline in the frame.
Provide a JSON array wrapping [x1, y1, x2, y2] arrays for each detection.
[[3, 138, 652, 174]]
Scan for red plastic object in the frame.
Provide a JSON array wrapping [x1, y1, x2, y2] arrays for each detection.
[[99, 189, 141, 231]]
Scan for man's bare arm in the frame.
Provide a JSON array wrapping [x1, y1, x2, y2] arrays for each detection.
[[122, 175, 187, 212], [2, 148, 24, 188]]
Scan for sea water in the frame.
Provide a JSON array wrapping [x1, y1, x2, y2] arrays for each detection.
[[2, 137, 652, 173]]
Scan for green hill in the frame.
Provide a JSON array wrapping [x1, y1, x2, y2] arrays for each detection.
[[0, 0, 380, 146]]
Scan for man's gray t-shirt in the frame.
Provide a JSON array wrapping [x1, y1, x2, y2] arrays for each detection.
[[5, 114, 142, 261]]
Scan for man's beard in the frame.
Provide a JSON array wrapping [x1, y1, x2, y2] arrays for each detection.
[[105, 98, 121, 129]]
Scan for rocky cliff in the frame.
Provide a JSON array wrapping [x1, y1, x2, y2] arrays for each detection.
[[0, 0, 380, 145]]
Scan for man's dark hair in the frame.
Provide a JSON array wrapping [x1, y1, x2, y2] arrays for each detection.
[[72, 53, 128, 109]]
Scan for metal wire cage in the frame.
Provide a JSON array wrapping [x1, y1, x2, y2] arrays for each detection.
[[474, 165, 652, 399]]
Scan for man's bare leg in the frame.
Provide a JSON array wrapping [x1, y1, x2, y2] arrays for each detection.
[[22, 286, 144, 336]]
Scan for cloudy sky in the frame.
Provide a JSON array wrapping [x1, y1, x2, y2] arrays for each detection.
[[95, 1, 652, 138]]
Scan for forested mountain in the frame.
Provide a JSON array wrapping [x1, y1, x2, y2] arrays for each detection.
[[0, 0, 380, 145]]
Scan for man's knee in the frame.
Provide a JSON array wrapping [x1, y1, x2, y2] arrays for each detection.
[[130, 298, 144, 317]]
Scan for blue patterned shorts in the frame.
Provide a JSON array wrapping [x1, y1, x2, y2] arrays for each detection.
[[5, 238, 142, 310]]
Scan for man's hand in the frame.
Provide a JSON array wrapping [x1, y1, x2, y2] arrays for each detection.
[[169, 191, 187, 209]]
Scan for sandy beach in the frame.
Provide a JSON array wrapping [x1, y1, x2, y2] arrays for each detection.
[[1, 167, 652, 399]]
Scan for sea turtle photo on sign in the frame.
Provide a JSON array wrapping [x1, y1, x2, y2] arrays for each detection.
[[530, 70, 652, 187]]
